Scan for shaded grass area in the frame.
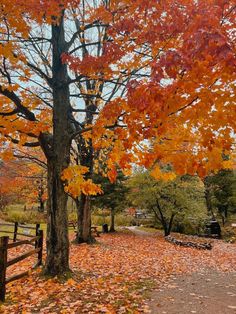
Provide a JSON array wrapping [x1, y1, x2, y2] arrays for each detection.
[[0, 204, 46, 224], [0, 223, 15, 239]]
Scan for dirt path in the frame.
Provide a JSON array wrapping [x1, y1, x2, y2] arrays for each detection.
[[148, 270, 236, 314], [124, 226, 154, 236], [126, 227, 236, 314]]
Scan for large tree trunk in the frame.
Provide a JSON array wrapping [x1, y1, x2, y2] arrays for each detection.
[[45, 159, 70, 275], [44, 14, 72, 275]]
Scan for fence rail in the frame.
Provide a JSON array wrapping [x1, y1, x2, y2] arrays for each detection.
[[0, 229, 43, 302], [0, 222, 40, 242]]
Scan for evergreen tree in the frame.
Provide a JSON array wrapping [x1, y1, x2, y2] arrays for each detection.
[[93, 171, 128, 232], [204, 170, 236, 225]]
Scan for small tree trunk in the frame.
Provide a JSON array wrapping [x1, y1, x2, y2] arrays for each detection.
[[76, 195, 94, 243], [152, 207, 167, 236], [75, 132, 94, 243], [163, 224, 169, 236], [166, 214, 175, 236], [221, 214, 225, 226], [109, 209, 115, 232], [38, 199, 45, 212], [154, 200, 170, 237], [38, 177, 45, 212]]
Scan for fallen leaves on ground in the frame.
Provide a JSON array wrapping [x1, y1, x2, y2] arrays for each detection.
[[1, 232, 236, 313]]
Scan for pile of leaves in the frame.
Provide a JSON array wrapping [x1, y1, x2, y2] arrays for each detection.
[[1, 232, 236, 313]]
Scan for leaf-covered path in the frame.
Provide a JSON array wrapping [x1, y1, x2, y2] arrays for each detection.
[[1, 231, 236, 313]]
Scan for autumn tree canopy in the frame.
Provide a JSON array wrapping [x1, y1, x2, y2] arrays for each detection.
[[0, 158, 46, 211], [0, 0, 235, 274]]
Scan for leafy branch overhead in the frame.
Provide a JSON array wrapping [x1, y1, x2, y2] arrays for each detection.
[[0, 0, 235, 179], [0, 0, 235, 274]]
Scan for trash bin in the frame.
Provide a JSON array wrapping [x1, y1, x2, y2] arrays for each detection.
[[102, 223, 109, 233], [205, 218, 221, 238], [209, 219, 221, 238]]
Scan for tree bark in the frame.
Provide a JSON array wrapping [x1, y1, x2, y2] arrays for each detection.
[[75, 134, 94, 243], [166, 214, 175, 236], [153, 201, 174, 237], [156, 201, 168, 236], [38, 178, 45, 212], [109, 209, 116, 232], [76, 195, 94, 243], [163, 222, 169, 236], [45, 159, 70, 275], [44, 14, 72, 275]]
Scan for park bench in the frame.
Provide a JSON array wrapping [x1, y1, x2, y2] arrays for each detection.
[[68, 221, 100, 237]]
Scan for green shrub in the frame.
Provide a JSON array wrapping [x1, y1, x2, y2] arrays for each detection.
[[222, 226, 236, 243], [0, 209, 46, 224], [115, 214, 133, 226], [68, 212, 77, 222], [92, 214, 110, 226], [91, 213, 133, 227]]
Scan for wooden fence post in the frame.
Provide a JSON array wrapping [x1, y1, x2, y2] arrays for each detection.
[[0, 236, 9, 302], [37, 230, 43, 266], [36, 224, 40, 236], [35, 224, 40, 249], [13, 222, 18, 242]]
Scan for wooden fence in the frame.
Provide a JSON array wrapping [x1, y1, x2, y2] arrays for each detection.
[[0, 222, 40, 242], [0, 226, 43, 302]]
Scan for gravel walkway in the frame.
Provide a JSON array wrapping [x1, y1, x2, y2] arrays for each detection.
[[148, 270, 236, 314]]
